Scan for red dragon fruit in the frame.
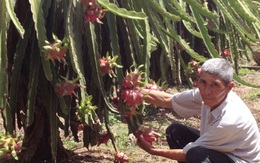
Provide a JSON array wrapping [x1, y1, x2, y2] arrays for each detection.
[[100, 57, 110, 74], [122, 69, 142, 89], [189, 60, 199, 69], [145, 83, 162, 91], [55, 78, 80, 97], [188, 60, 202, 87], [121, 89, 143, 106], [44, 34, 67, 64], [114, 151, 129, 163], [77, 124, 84, 131], [196, 67, 201, 77], [135, 125, 161, 145], [45, 43, 67, 64], [81, 0, 98, 9], [99, 55, 122, 76], [223, 49, 230, 58], [81, 0, 106, 24]]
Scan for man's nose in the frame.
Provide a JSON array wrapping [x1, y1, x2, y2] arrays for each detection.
[[204, 85, 212, 95]]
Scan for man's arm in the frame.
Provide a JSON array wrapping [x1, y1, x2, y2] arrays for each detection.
[[139, 88, 174, 109], [137, 135, 186, 161]]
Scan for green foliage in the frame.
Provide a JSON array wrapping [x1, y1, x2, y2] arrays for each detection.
[[234, 73, 260, 88], [5, 0, 25, 38], [97, 0, 146, 19], [107, 123, 131, 149], [244, 92, 260, 100], [0, 0, 11, 132], [239, 68, 255, 76], [63, 139, 81, 150]]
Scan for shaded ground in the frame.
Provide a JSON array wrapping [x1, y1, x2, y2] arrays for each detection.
[[1, 71, 259, 163]]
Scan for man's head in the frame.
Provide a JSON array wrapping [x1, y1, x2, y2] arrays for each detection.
[[201, 58, 233, 85], [197, 58, 234, 109]]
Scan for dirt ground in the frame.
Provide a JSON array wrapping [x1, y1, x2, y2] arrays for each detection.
[[1, 71, 259, 163], [59, 71, 260, 163]]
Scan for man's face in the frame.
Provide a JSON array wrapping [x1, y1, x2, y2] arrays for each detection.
[[197, 72, 234, 110]]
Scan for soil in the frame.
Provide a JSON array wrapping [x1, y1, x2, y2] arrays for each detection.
[[1, 71, 260, 163]]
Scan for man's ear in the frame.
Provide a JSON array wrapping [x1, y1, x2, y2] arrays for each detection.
[[227, 81, 235, 91]]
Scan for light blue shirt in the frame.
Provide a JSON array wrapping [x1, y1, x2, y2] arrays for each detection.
[[171, 88, 260, 163]]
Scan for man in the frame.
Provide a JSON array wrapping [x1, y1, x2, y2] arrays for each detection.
[[137, 58, 260, 163]]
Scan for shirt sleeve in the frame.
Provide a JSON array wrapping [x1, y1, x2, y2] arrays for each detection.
[[171, 88, 202, 118]]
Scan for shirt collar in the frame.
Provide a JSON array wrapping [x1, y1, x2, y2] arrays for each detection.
[[210, 91, 231, 119]]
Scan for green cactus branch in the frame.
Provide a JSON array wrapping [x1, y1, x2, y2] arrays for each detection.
[[5, 0, 25, 38]]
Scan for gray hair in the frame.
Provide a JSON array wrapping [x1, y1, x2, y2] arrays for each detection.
[[201, 58, 233, 84]]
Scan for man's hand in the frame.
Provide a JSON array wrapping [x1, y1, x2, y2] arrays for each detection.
[[136, 134, 155, 154], [136, 133, 186, 161]]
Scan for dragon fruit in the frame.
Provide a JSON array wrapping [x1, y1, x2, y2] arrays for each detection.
[[135, 125, 161, 145], [81, 0, 106, 24], [220, 49, 230, 58], [188, 60, 202, 87], [223, 49, 230, 58], [77, 124, 84, 131], [81, 0, 98, 8], [114, 151, 129, 163], [196, 67, 201, 77], [145, 83, 162, 91], [55, 78, 80, 97], [44, 34, 67, 64], [189, 60, 199, 68], [121, 89, 143, 106], [99, 55, 122, 76], [100, 57, 110, 74], [45, 43, 67, 64], [122, 69, 142, 89]]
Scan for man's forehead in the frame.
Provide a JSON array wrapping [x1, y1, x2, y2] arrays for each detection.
[[199, 72, 224, 82]]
